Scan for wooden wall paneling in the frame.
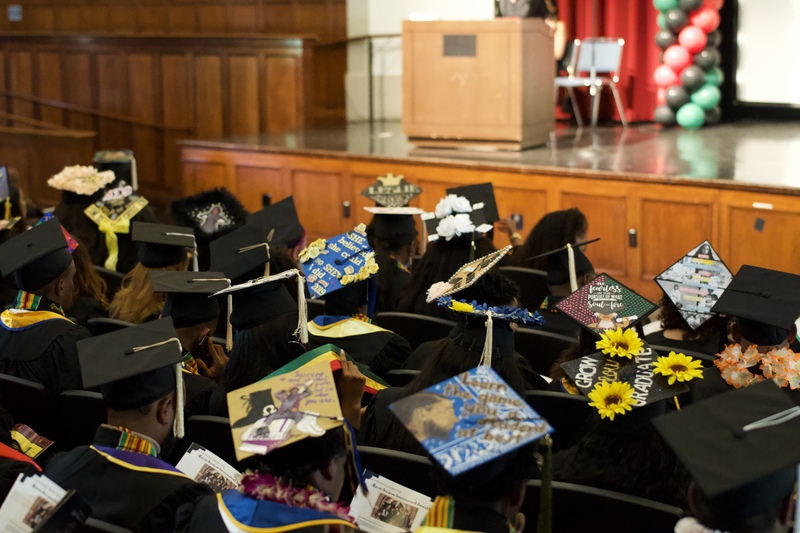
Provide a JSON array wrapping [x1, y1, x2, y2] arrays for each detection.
[[291, 163, 349, 238], [293, 0, 330, 39], [30, 8, 56, 33], [0, 51, 5, 127], [197, 5, 227, 33], [95, 52, 129, 150], [228, 55, 260, 136], [265, 56, 298, 132], [108, 5, 137, 33], [9, 51, 34, 124], [169, 6, 197, 33], [128, 53, 159, 191], [61, 52, 95, 132], [56, 6, 82, 32], [81, 5, 109, 31], [160, 53, 191, 202], [234, 163, 290, 213], [35, 52, 65, 127], [138, 5, 169, 33], [194, 55, 224, 139], [494, 183, 549, 239], [183, 161, 228, 195], [262, 0, 294, 33], [313, 43, 346, 124], [227, 3, 260, 33]]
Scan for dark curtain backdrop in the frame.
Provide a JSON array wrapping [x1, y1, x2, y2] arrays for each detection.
[[558, 0, 660, 123]]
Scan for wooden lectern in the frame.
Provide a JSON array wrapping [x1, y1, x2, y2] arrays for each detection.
[[402, 18, 555, 151]]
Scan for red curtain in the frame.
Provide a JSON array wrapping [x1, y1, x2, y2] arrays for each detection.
[[558, 0, 660, 123]]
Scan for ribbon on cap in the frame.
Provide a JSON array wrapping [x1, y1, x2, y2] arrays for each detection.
[[128, 337, 185, 439], [84, 196, 148, 271], [567, 243, 578, 293], [742, 406, 800, 433], [165, 231, 199, 272], [478, 311, 494, 368]]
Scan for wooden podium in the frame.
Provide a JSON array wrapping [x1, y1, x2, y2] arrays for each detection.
[[402, 18, 555, 151]]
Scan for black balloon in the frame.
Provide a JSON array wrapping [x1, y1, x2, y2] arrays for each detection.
[[655, 105, 678, 126], [681, 65, 706, 92], [706, 30, 722, 48], [666, 9, 688, 32], [656, 30, 678, 49], [679, 0, 702, 10], [666, 86, 691, 111], [694, 47, 720, 71], [705, 107, 722, 126]]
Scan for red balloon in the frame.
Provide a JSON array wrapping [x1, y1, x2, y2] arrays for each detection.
[[657, 87, 667, 105], [678, 25, 708, 53], [663, 45, 692, 72], [654, 64, 680, 87], [691, 6, 721, 33], [702, 0, 723, 9]]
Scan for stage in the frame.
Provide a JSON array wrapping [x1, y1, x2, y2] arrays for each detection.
[[179, 120, 800, 299]]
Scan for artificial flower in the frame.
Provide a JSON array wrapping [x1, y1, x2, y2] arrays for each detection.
[[714, 344, 799, 390], [434, 194, 472, 218], [449, 301, 475, 313], [595, 327, 644, 359], [587, 381, 637, 421], [426, 281, 453, 303], [299, 239, 327, 263], [652, 352, 704, 385], [436, 213, 475, 241], [240, 472, 353, 521], [47, 165, 115, 195]]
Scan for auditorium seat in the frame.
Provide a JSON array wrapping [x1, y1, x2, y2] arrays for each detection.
[[86, 317, 135, 336], [525, 390, 592, 453], [385, 369, 420, 388], [92, 265, 125, 302], [0, 373, 55, 438], [78, 517, 133, 533], [58, 390, 106, 451], [514, 328, 577, 376], [181, 415, 238, 468], [522, 479, 683, 533], [497, 266, 550, 311], [357, 446, 437, 498], [372, 312, 455, 350]]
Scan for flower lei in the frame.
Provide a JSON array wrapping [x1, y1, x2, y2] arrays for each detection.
[[436, 296, 545, 326], [47, 165, 115, 195], [239, 472, 353, 522], [714, 344, 800, 390]]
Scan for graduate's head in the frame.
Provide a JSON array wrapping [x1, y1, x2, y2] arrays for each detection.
[[732, 318, 795, 353]]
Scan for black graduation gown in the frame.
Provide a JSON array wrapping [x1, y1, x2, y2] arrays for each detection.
[[644, 329, 722, 358], [183, 372, 217, 419], [44, 427, 212, 533], [449, 502, 515, 533], [67, 296, 108, 328], [358, 387, 426, 456], [538, 308, 581, 338], [0, 443, 40, 504], [0, 315, 88, 393]]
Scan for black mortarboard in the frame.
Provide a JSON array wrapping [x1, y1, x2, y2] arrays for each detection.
[[654, 380, 800, 520], [360, 173, 423, 208], [711, 265, 800, 333], [365, 213, 418, 248], [247, 196, 304, 248], [0, 218, 73, 291], [209, 224, 271, 284], [446, 183, 499, 224], [132, 221, 195, 269], [150, 271, 230, 329], [171, 187, 248, 238], [545, 245, 595, 285], [78, 318, 183, 412], [93, 149, 138, 190]]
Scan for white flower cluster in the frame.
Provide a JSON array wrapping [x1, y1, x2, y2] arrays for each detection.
[[436, 213, 475, 241], [425, 281, 454, 303], [47, 165, 116, 195], [434, 194, 473, 218]]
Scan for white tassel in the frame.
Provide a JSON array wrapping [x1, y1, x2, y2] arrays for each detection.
[[295, 272, 309, 344], [567, 243, 578, 293], [479, 311, 493, 367], [191, 240, 199, 272], [173, 363, 185, 439], [130, 155, 139, 191]]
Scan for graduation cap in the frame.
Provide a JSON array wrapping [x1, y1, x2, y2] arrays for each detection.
[[213, 269, 308, 343], [299, 223, 378, 300], [246, 196, 304, 248], [77, 317, 186, 438], [93, 149, 138, 191], [37, 212, 79, 253], [446, 183, 499, 224], [389, 365, 552, 477], [529, 239, 599, 290], [711, 265, 800, 338], [150, 271, 230, 329], [0, 218, 72, 292], [171, 187, 248, 238], [360, 173, 422, 208], [554, 273, 658, 337], [654, 380, 800, 521], [209, 224, 271, 284], [420, 194, 493, 244], [364, 213, 418, 248], [655, 241, 733, 331], [226, 359, 344, 462], [47, 165, 116, 205], [132, 221, 197, 271]]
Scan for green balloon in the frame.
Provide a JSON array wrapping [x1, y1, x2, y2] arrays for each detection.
[[657, 13, 669, 31], [689, 157, 719, 178], [705, 67, 725, 87], [691, 84, 722, 111], [653, 0, 680, 10], [676, 103, 706, 129]]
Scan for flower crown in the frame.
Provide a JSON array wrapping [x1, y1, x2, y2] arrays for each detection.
[[47, 165, 116, 196], [436, 296, 545, 325]]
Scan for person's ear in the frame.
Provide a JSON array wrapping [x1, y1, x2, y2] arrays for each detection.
[[155, 394, 175, 427]]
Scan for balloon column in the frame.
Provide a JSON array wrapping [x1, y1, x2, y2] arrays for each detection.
[[653, 0, 724, 129]]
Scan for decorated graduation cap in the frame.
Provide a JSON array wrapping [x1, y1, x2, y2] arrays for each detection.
[[361, 173, 422, 208], [247, 196, 305, 249], [132, 221, 197, 270], [213, 269, 307, 344], [655, 240, 732, 331], [446, 182, 499, 224], [227, 359, 345, 461], [654, 380, 800, 521], [209, 223, 271, 284], [77, 317, 186, 438], [554, 273, 657, 337], [150, 271, 230, 329], [390, 365, 552, 477], [93, 149, 138, 191], [0, 218, 72, 292], [171, 187, 248, 238], [421, 194, 493, 245], [299, 223, 378, 300], [47, 164, 116, 205], [530, 238, 599, 291], [711, 265, 800, 338]]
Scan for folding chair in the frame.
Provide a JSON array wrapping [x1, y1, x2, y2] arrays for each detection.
[[498, 266, 550, 311], [372, 312, 456, 350]]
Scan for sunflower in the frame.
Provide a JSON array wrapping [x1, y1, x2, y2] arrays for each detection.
[[595, 327, 644, 359], [652, 352, 704, 385], [587, 381, 637, 421]]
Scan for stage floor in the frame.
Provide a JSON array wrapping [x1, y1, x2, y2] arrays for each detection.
[[189, 119, 800, 194]]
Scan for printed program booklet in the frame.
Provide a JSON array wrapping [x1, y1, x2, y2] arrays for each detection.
[[0, 473, 89, 533], [175, 442, 240, 492], [349, 470, 433, 533]]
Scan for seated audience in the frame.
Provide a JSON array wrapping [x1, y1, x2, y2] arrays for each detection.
[[65, 236, 110, 326], [365, 213, 417, 313], [247, 195, 308, 267], [0, 408, 41, 504], [508, 207, 588, 269], [645, 294, 725, 358], [538, 245, 595, 338]]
